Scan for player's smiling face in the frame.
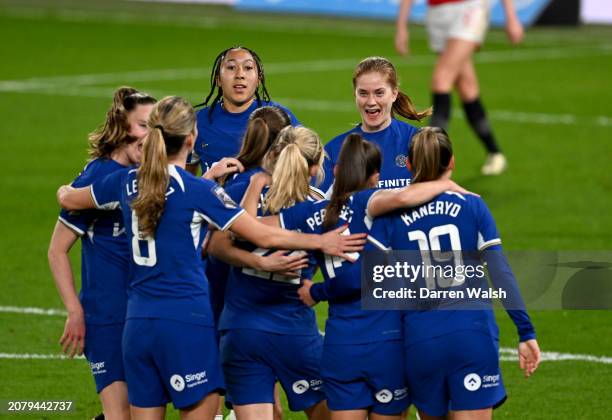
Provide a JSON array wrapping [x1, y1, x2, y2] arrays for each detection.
[[217, 49, 260, 112], [355, 71, 398, 133], [127, 103, 154, 142], [124, 103, 154, 165]]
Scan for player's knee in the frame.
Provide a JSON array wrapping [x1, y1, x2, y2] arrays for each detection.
[[431, 71, 454, 93]]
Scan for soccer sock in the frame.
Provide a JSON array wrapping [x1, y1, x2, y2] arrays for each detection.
[[430, 92, 451, 130], [462, 98, 501, 154]]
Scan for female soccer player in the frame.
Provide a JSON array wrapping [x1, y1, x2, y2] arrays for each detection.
[[219, 105, 292, 187], [56, 97, 362, 420], [319, 56, 431, 196], [48, 87, 156, 420], [188, 46, 299, 175], [208, 126, 332, 420], [244, 133, 471, 420], [369, 127, 541, 419], [207, 105, 295, 331], [395, 0, 524, 175]]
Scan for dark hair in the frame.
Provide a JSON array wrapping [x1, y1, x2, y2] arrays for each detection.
[[195, 46, 271, 122], [131, 96, 195, 237], [408, 126, 453, 183], [88, 86, 156, 159], [353, 57, 432, 121], [324, 134, 381, 228]]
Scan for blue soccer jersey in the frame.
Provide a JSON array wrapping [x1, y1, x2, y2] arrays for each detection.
[[58, 158, 129, 325], [217, 183, 319, 336], [90, 165, 244, 327], [192, 101, 299, 173], [369, 192, 535, 345], [280, 189, 402, 344], [320, 118, 418, 195]]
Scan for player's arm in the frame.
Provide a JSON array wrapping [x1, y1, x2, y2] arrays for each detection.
[[481, 248, 540, 377], [394, 0, 414, 55], [57, 185, 95, 211], [241, 171, 271, 217], [47, 221, 85, 358], [501, 0, 524, 44], [368, 178, 476, 217], [208, 229, 308, 275], [229, 212, 366, 261]]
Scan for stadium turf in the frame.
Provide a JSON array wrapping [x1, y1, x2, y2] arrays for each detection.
[[0, 0, 610, 418]]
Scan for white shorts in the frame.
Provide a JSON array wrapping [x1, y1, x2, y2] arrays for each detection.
[[426, 0, 490, 53]]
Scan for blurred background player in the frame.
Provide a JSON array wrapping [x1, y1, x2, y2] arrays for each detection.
[[48, 87, 156, 420], [320, 57, 431, 196], [188, 46, 299, 176], [370, 127, 541, 419], [395, 0, 524, 175]]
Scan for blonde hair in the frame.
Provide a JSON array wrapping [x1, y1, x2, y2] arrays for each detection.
[[408, 127, 453, 183], [353, 57, 432, 121], [263, 126, 324, 214], [131, 96, 195, 237], [88, 86, 156, 159]]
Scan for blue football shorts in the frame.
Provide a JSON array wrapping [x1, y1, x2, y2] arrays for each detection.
[[405, 330, 506, 417], [84, 322, 126, 393], [321, 340, 410, 414], [122, 318, 225, 409], [220, 329, 325, 411]]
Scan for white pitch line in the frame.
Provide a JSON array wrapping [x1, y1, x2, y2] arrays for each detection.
[[1, 45, 611, 94], [0, 306, 66, 317], [1, 306, 611, 364], [0, 353, 84, 360], [499, 347, 612, 365], [0, 83, 609, 128]]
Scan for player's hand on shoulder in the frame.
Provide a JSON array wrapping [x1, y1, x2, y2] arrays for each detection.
[[518, 339, 540, 378], [203, 157, 244, 180]]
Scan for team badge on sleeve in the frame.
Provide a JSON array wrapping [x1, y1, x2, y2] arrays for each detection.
[[212, 185, 238, 209]]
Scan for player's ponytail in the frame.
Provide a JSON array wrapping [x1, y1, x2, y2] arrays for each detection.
[[88, 86, 156, 159], [393, 91, 432, 121], [324, 134, 381, 229], [264, 126, 324, 214], [409, 126, 453, 184], [131, 96, 195, 236], [353, 56, 431, 122], [220, 106, 290, 186]]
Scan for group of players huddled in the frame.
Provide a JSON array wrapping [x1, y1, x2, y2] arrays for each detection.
[[49, 46, 540, 420]]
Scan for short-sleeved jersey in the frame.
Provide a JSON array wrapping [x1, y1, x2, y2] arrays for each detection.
[[192, 101, 299, 173], [370, 192, 534, 345], [218, 184, 319, 336], [280, 189, 402, 344], [91, 165, 244, 327], [320, 119, 418, 195], [58, 158, 129, 325]]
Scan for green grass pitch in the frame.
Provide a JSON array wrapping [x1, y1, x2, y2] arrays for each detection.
[[0, 0, 610, 418]]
